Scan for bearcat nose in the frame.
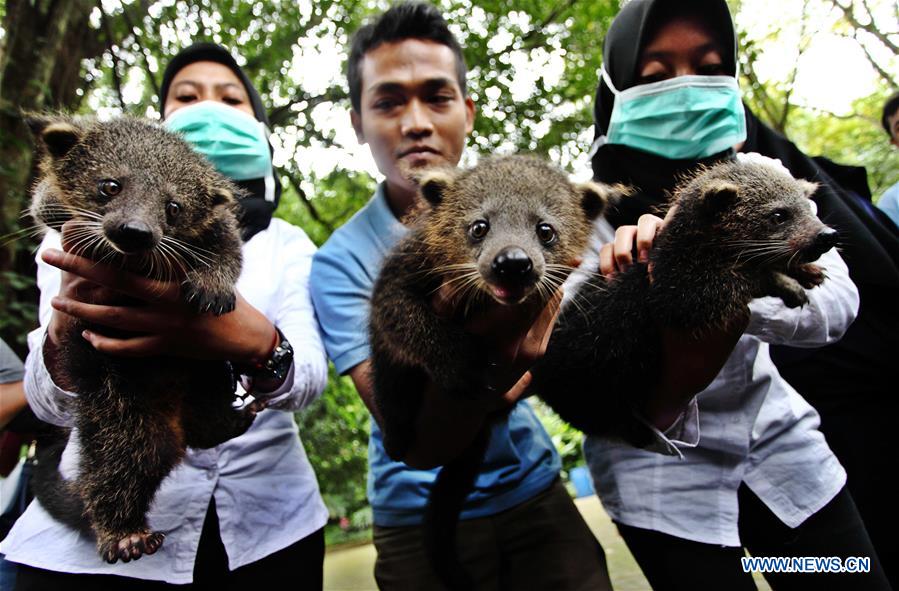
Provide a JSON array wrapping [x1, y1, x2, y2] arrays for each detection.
[[492, 247, 533, 280], [109, 220, 155, 253], [809, 226, 838, 259]]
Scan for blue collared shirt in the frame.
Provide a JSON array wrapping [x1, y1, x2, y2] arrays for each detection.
[[876, 181, 899, 229], [310, 184, 561, 527]]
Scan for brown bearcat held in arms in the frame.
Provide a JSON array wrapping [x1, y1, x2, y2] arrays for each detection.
[[26, 114, 264, 564]]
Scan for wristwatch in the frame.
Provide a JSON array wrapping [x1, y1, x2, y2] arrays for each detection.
[[238, 327, 294, 384]]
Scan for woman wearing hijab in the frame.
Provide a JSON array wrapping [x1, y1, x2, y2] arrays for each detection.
[[0, 43, 329, 589], [584, 1, 893, 589]]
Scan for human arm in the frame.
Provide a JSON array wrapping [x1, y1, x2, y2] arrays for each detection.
[[875, 183, 899, 229], [34, 221, 316, 413], [0, 338, 27, 430], [44, 245, 277, 364], [21, 232, 79, 426], [240, 221, 328, 412], [600, 212, 747, 432], [347, 293, 558, 470]]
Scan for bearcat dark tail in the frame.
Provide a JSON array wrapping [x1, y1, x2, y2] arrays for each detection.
[[31, 428, 90, 533], [424, 425, 491, 591]]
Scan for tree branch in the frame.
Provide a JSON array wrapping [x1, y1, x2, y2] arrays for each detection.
[[791, 100, 881, 126], [828, 0, 899, 54], [853, 30, 899, 89], [489, 0, 580, 58], [268, 86, 347, 128], [778, 0, 813, 131], [281, 168, 335, 233], [98, 3, 127, 111], [738, 39, 784, 129], [120, 1, 160, 101]]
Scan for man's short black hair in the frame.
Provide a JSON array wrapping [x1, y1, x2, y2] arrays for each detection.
[[882, 92, 899, 137], [347, 1, 467, 113]]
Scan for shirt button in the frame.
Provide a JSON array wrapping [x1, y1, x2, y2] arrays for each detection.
[[206, 469, 217, 480]]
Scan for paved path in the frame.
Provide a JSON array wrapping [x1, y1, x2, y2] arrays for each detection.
[[323, 496, 650, 590], [323, 496, 771, 590]]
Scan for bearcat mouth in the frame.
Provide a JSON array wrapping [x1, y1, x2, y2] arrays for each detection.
[[488, 282, 536, 305]]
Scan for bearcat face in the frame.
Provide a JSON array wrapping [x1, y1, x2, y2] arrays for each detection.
[[26, 115, 242, 278], [416, 155, 619, 305], [679, 161, 836, 274]]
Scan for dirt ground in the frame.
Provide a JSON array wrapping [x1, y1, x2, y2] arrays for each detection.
[[322, 496, 774, 590]]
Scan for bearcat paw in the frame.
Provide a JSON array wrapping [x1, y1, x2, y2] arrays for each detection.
[[183, 284, 237, 316], [99, 531, 165, 564], [791, 262, 826, 289]]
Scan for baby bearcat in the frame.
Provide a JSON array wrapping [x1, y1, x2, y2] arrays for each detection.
[[370, 155, 613, 460], [534, 159, 838, 444], [26, 114, 259, 564], [369, 155, 619, 590]]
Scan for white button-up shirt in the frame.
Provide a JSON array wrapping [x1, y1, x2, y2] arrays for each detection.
[[583, 215, 858, 547], [0, 218, 330, 583]]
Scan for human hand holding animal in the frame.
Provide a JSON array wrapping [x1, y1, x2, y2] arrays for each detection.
[[594, 205, 747, 431], [432, 281, 562, 410], [599, 210, 673, 276], [44, 222, 275, 364]]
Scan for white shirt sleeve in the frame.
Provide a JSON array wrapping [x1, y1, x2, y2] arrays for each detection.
[[24, 231, 78, 427], [745, 246, 859, 347], [254, 222, 329, 412]]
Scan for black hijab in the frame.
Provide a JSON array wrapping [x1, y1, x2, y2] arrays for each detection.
[[591, 0, 899, 404], [159, 42, 281, 242], [591, 0, 738, 228], [590, 0, 899, 287]]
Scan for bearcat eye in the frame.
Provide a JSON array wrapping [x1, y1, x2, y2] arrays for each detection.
[[469, 219, 489, 240], [536, 222, 557, 245], [770, 209, 790, 224], [97, 179, 122, 198], [166, 201, 181, 220]]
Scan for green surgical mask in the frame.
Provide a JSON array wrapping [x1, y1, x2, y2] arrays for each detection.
[[596, 67, 747, 160], [164, 100, 272, 181]]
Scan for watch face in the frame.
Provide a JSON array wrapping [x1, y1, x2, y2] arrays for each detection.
[[267, 329, 293, 380]]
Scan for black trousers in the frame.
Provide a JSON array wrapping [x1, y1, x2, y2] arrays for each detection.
[[816, 401, 897, 589], [616, 484, 892, 591], [14, 498, 325, 590], [373, 478, 612, 591]]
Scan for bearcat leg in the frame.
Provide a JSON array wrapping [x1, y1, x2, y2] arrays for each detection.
[[76, 395, 182, 563]]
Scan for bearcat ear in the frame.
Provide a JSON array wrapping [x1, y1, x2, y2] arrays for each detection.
[[211, 186, 236, 206], [798, 180, 818, 198], [417, 169, 455, 207], [699, 180, 740, 217], [576, 181, 631, 220], [23, 113, 83, 159]]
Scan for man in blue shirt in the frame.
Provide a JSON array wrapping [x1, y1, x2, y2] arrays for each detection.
[[877, 92, 899, 228], [310, 3, 612, 589]]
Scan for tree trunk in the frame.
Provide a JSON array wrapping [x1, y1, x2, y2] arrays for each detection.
[[0, 0, 97, 353]]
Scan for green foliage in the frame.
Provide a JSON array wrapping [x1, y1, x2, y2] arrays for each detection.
[[531, 399, 585, 475], [785, 88, 899, 199], [275, 169, 378, 247], [295, 365, 371, 522]]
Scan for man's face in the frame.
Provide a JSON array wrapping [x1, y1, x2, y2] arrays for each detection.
[[351, 39, 475, 196], [888, 110, 899, 149]]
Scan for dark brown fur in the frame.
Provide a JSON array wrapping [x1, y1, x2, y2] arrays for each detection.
[[534, 160, 837, 443], [369, 155, 619, 590], [26, 114, 260, 564]]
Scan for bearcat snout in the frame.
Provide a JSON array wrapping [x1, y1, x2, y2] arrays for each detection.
[[491, 247, 533, 283], [805, 226, 838, 261], [107, 220, 156, 253]]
